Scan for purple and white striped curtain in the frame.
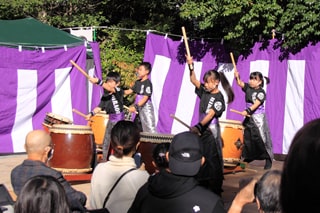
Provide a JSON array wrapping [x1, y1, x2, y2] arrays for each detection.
[[144, 33, 320, 155], [0, 43, 102, 153]]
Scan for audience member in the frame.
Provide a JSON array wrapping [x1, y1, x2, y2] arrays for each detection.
[[280, 118, 320, 213], [89, 120, 149, 212], [228, 169, 281, 213], [151, 143, 170, 172], [14, 175, 71, 213], [128, 131, 226, 213], [10, 130, 87, 212]]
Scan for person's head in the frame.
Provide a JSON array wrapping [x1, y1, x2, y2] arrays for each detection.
[[14, 175, 71, 213], [249, 71, 270, 88], [152, 143, 170, 171], [280, 118, 320, 213], [203, 70, 220, 93], [111, 120, 141, 158], [137, 62, 152, 80], [167, 131, 205, 176], [25, 130, 54, 163], [203, 70, 234, 103], [103, 71, 121, 91], [254, 170, 282, 213]]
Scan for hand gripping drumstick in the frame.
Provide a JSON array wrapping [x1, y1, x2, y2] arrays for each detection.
[[123, 105, 138, 114], [70, 60, 90, 79], [170, 114, 191, 130], [170, 114, 202, 136], [230, 109, 251, 117]]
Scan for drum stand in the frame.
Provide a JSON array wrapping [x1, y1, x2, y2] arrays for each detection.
[[223, 162, 258, 174], [63, 173, 92, 182], [223, 162, 246, 174]]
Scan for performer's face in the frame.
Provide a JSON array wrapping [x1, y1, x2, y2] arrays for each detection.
[[249, 76, 261, 88], [137, 65, 149, 79], [102, 79, 119, 92], [204, 76, 218, 93]]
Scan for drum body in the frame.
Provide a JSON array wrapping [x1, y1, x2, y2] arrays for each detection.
[[220, 119, 244, 167], [138, 132, 174, 174], [48, 124, 94, 173], [88, 111, 109, 146], [42, 112, 72, 132]]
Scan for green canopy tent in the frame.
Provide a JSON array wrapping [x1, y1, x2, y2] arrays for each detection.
[[0, 17, 84, 47]]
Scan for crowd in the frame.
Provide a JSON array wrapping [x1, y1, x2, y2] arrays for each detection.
[[2, 117, 319, 213]]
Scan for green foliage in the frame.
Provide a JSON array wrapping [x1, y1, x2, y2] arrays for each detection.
[[279, 0, 320, 53], [98, 27, 143, 88], [180, 0, 283, 57], [2, 0, 320, 67]]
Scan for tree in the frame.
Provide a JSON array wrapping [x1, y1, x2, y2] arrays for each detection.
[[179, 0, 320, 58], [278, 0, 320, 54], [179, 0, 283, 58], [0, 0, 104, 27]]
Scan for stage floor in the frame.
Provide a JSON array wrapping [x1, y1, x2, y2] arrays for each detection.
[[0, 154, 283, 212]]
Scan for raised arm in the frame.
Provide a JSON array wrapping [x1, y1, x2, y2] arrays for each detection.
[[186, 55, 200, 89], [234, 69, 245, 88]]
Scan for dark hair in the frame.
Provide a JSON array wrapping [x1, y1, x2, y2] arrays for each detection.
[[105, 71, 121, 83], [14, 175, 71, 213], [203, 70, 234, 104], [139, 62, 152, 74], [250, 71, 270, 88], [254, 170, 281, 213], [111, 120, 140, 158], [280, 118, 320, 213], [152, 143, 170, 169]]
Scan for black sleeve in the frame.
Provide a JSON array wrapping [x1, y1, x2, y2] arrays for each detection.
[[127, 183, 149, 213]]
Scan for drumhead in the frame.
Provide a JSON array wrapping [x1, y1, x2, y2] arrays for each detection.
[[94, 111, 109, 118], [140, 132, 174, 143], [220, 119, 244, 129], [223, 158, 241, 167], [49, 124, 93, 134], [46, 112, 73, 124]]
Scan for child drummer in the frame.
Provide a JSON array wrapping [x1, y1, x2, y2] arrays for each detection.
[[124, 62, 157, 133], [87, 71, 124, 161]]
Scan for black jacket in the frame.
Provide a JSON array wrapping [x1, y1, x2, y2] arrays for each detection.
[[128, 170, 226, 213], [11, 160, 87, 212]]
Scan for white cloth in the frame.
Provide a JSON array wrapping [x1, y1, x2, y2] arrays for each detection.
[[89, 155, 149, 213]]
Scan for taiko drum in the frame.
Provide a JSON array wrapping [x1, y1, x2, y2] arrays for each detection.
[[138, 132, 174, 174], [87, 111, 109, 146], [48, 124, 94, 173], [220, 119, 244, 167]]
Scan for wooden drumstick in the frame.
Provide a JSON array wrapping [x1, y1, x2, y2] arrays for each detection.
[[230, 52, 237, 70], [170, 114, 191, 130], [170, 114, 202, 136], [230, 109, 251, 117], [72, 108, 94, 122], [181, 27, 191, 57], [70, 60, 90, 79], [72, 108, 87, 118], [124, 105, 138, 114]]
